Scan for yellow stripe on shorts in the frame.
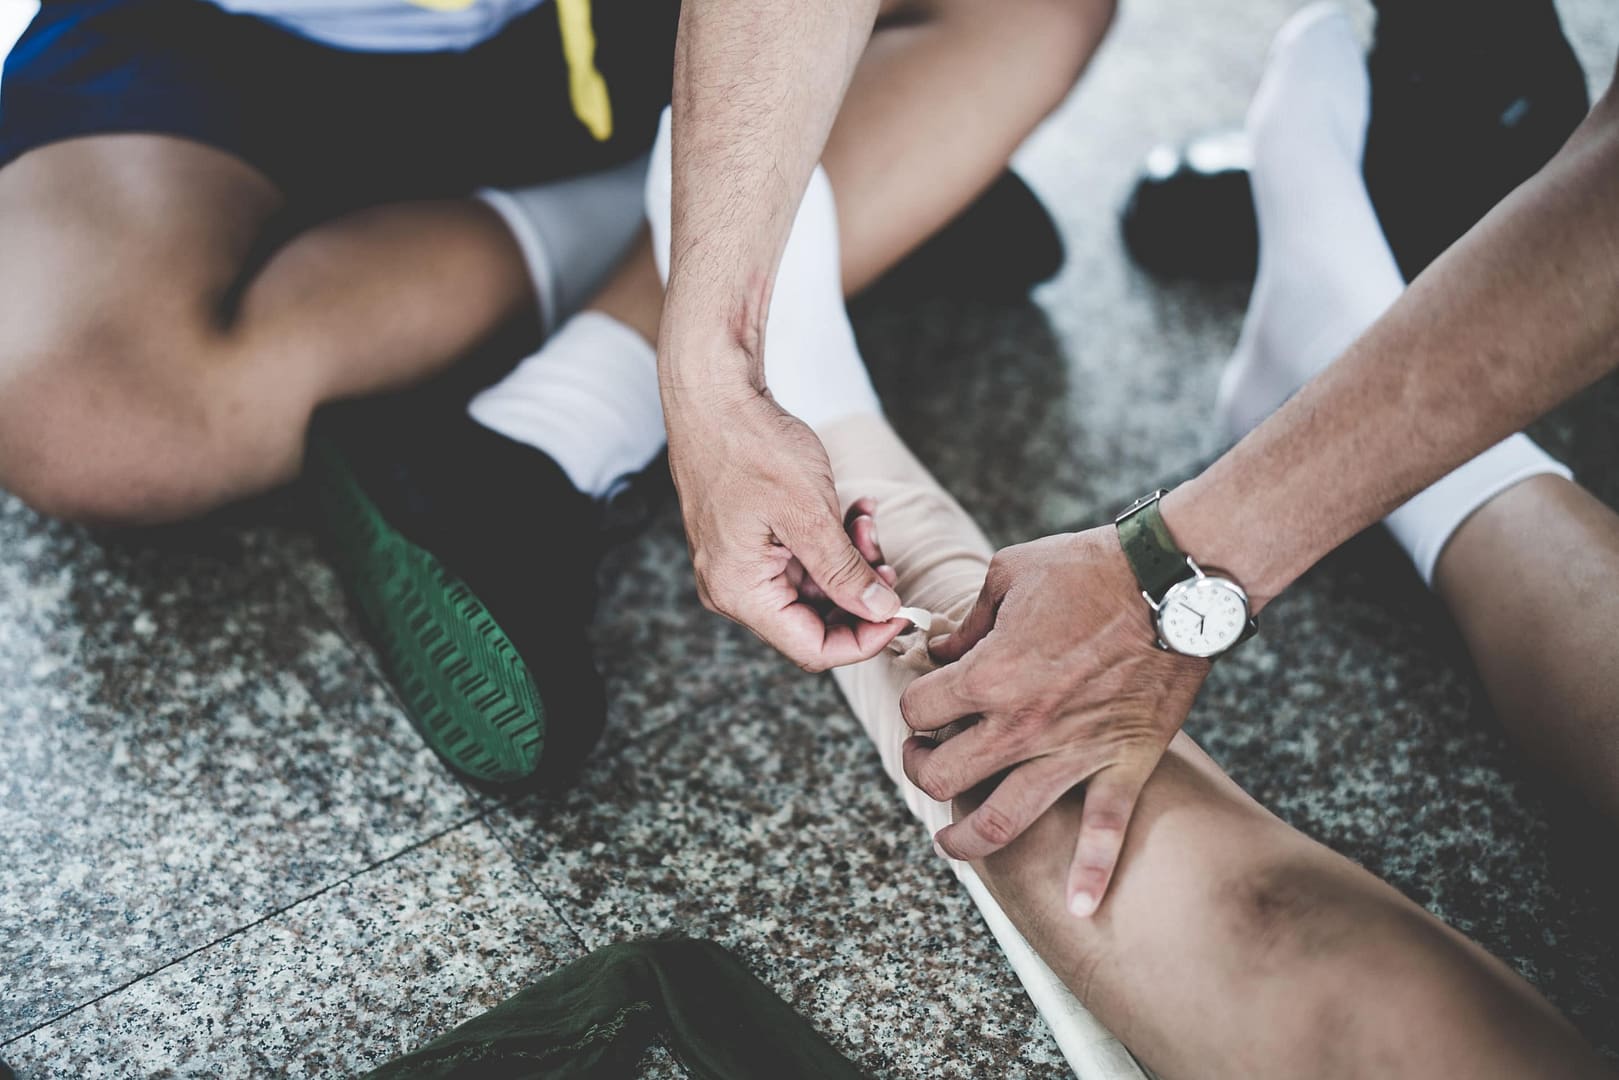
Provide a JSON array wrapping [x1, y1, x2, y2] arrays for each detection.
[[556, 0, 614, 141], [397, 0, 614, 141]]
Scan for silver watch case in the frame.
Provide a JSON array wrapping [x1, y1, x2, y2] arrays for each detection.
[[1144, 556, 1254, 659]]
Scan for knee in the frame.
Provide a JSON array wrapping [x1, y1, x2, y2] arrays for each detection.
[[1220, 858, 1529, 1056], [1002, 0, 1118, 104], [1219, 859, 1371, 970], [891, 0, 1114, 105], [0, 337, 306, 525]]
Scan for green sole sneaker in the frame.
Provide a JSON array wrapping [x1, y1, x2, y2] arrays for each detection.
[[309, 436, 546, 784]]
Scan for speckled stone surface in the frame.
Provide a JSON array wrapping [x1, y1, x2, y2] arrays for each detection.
[[3, 0, 1619, 1076], [0, 505, 479, 1042], [487, 649, 1072, 1078], [2, 823, 586, 1078]]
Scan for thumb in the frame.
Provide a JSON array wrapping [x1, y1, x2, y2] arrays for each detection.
[[928, 577, 1002, 664], [789, 509, 901, 623]]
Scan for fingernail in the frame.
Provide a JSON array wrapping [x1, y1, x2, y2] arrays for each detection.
[[1069, 892, 1098, 918], [927, 634, 950, 652], [862, 582, 900, 620]]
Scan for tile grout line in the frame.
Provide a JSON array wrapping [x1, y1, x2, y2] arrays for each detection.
[[477, 807, 594, 958], [474, 807, 698, 1080], [0, 811, 485, 1050]]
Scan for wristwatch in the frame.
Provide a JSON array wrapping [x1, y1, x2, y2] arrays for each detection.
[[1114, 489, 1257, 659]]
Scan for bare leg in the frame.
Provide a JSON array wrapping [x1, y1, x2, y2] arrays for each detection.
[[1433, 475, 1619, 823], [0, 0, 1107, 523], [825, 0, 1112, 293], [817, 413, 1610, 1080], [0, 136, 533, 522], [604, 0, 1111, 315]]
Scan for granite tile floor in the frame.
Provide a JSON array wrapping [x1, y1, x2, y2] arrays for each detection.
[[4, 0, 1619, 1076]]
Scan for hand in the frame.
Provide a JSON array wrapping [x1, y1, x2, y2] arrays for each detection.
[[897, 526, 1210, 916], [663, 381, 906, 671]]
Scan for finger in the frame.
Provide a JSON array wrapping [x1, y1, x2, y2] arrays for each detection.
[[824, 565, 898, 627], [843, 496, 878, 531], [848, 513, 883, 568], [899, 720, 1022, 802], [843, 497, 885, 566], [927, 577, 1004, 665], [786, 510, 901, 624], [933, 755, 1082, 862], [745, 578, 906, 671], [1066, 760, 1154, 918], [898, 659, 982, 733]]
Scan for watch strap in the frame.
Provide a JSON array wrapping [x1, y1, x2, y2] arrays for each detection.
[[1115, 490, 1192, 603]]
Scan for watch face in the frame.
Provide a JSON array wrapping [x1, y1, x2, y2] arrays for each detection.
[[1156, 576, 1250, 658]]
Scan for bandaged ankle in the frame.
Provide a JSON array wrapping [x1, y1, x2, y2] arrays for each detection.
[[820, 412, 993, 840], [817, 411, 1146, 1080]]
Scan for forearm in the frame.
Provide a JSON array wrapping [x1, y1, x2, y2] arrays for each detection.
[[1166, 79, 1619, 609], [659, 0, 879, 393]]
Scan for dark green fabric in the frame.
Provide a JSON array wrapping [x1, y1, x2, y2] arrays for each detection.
[[365, 936, 868, 1080]]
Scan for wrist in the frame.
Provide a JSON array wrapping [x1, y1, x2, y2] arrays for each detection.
[[656, 325, 767, 409], [659, 262, 772, 385], [1158, 475, 1295, 613]]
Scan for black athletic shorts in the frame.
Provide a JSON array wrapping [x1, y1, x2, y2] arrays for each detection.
[[0, 0, 678, 210]]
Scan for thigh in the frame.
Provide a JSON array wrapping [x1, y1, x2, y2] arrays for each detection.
[[0, 134, 282, 519], [0, 134, 278, 341]]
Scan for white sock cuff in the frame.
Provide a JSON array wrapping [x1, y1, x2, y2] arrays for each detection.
[[644, 105, 879, 431], [646, 108, 674, 284], [1385, 433, 1574, 586], [476, 186, 559, 334], [467, 311, 663, 498]]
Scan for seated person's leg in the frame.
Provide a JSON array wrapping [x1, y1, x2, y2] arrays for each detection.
[[694, 76, 1605, 1069], [1216, 4, 1619, 824], [967, 733, 1610, 1080], [0, 134, 296, 523], [1434, 477, 1619, 824], [813, 411, 1609, 1079], [0, 1, 672, 786], [0, 1, 578, 525]]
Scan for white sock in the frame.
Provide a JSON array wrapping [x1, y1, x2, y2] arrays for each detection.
[[645, 109, 880, 430], [1217, 3, 1404, 442], [478, 154, 649, 334], [1218, 3, 1571, 587], [467, 311, 665, 499], [1386, 434, 1572, 585]]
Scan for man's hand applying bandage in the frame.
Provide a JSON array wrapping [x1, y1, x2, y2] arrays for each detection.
[[897, 525, 1210, 917], [664, 383, 907, 672]]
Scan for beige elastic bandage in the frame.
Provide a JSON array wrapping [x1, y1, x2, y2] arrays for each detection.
[[817, 412, 1146, 1080], [819, 412, 994, 851]]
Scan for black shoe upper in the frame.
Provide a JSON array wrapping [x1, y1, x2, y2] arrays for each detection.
[[324, 400, 612, 788], [865, 169, 1066, 302], [1120, 1, 1589, 285], [1120, 131, 1257, 282], [1363, 0, 1590, 279]]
